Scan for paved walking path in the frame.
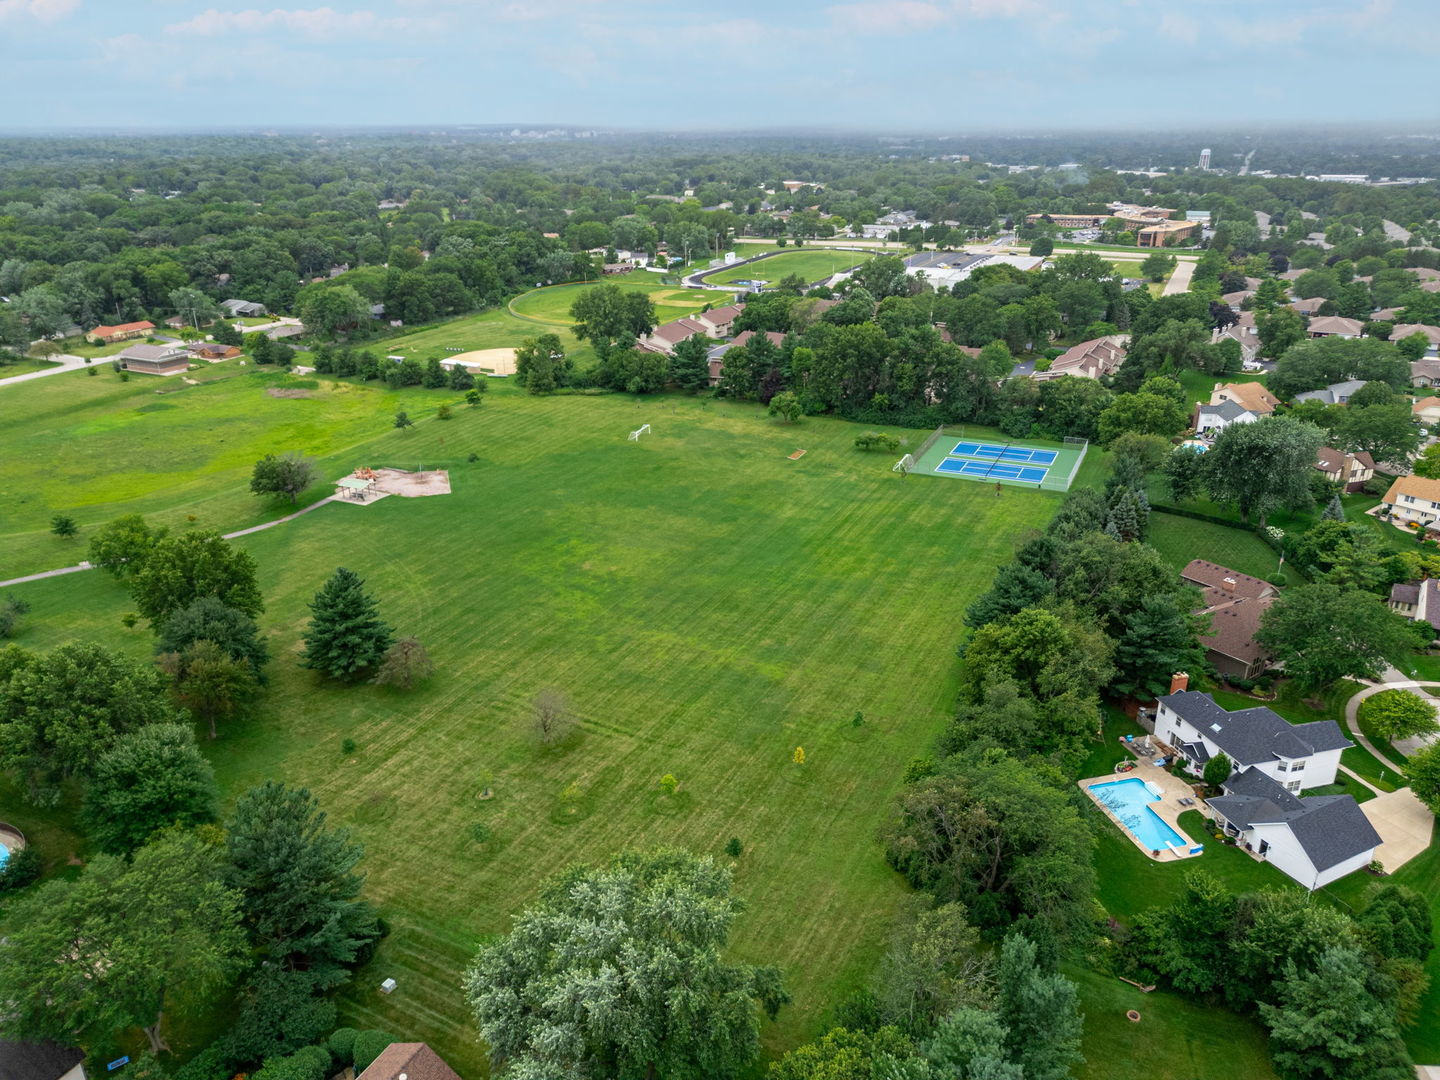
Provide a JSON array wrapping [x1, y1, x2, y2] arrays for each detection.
[[0, 353, 89, 388], [1345, 677, 1440, 773], [0, 496, 335, 589], [1340, 678, 1435, 872]]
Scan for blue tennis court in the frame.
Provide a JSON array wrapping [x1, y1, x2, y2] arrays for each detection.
[[935, 458, 1049, 483], [949, 441, 1058, 466]]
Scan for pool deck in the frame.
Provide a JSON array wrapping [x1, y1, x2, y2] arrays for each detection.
[[1080, 742, 1204, 862]]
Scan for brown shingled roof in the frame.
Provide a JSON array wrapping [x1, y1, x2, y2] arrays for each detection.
[[357, 1043, 462, 1080], [1180, 559, 1276, 604]]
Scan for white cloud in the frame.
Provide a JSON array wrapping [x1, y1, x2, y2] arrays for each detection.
[[828, 0, 1035, 35], [0, 0, 81, 22], [164, 6, 422, 37]]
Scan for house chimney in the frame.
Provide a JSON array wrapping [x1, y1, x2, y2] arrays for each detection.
[[1169, 672, 1190, 694], [1221, 577, 1236, 593]]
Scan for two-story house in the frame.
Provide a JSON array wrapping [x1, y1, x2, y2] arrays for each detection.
[[1314, 447, 1375, 492], [1153, 691, 1379, 889], [1380, 474, 1440, 529], [1179, 560, 1276, 680]]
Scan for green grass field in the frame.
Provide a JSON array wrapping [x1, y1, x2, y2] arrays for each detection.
[[508, 279, 721, 327], [1, 378, 1086, 1073], [703, 249, 874, 288]]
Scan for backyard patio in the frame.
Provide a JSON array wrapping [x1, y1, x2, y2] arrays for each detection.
[[1079, 737, 1205, 862]]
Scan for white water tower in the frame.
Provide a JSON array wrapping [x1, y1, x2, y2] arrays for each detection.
[[1199, 148, 1211, 171]]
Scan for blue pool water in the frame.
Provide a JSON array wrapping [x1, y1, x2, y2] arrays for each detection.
[[1088, 778, 1187, 851], [0, 844, 8, 869]]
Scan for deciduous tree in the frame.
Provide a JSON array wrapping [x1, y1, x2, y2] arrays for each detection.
[[250, 452, 318, 503], [371, 636, 433, 690], [1358, 689, 1439, 743], [83, 723, 218, 854], [464, 851, 787, 1080], [1203, 415, 1327, 525], [0, 642, 179, 802], [88, 513, 169, 577], [129, 530, 264, 624], [0, 829, 244, 1054], [1257, 584, 1421, 688]]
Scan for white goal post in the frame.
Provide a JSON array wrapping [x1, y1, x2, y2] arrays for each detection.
[[628, 423, 651, 441], [893, 453, 916, 474]]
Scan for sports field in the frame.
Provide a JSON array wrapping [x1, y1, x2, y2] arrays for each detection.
[[703, 248, 874, 288], [911, 427, 1087, 491], [0, 378, 1098, 1074]]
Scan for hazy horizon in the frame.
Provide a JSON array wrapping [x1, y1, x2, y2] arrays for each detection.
[[3, 0, 1436, 131]]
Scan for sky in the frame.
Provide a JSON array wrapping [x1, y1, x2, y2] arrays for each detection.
[[0, 0, 1435, 131]]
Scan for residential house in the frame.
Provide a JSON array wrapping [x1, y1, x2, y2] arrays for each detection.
[[1214, 311, 1261, 364], [377, 199, 407, 210], [190, 342, 241, 361], [356, 1042, 462, 1080], [86, 320, 155, 345], [0, 1039, 86, 1080], [1221, 289, 1254, 310], [1314, 447, 1376, 492], [1387, 577, 1440, 633], [1306, 315, 1364, 339], [1029, 334, 1128, 382], [694, 303, 745, 338], [1289, 296, 1327, 316], [1372, 307, 1404, 322], [1180, 560, 1277, 680], [1413, 357, 1440, 388], [266, 324, 305, 341], [1211, 382, 1281, 415], [706, 330, 787, 387], [1391, 323, 1440, 357], [1194, 398, 1261, 434], [1154, 690, 1376, 889], [638, 316, 710, 355], [1292, 378, 1368, 405], [1414, 397, 1440, 426], [219, 299, 266, 318], [116, 343, 190, 375], [1380, 473, 1440, 528]]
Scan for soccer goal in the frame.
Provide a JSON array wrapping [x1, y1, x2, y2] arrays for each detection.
[[893, 453, 916, 475], [629, 423, 651, 441]]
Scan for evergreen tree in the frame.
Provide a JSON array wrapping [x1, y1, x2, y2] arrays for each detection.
[[1203, 751, 1232, 789], [1322, 494, 1345, 521], [995, 932, 1084, 1080], [224, 781, 380, 985], [448, 364, 475, 391], [1260, 946, 1413, 1080], [300, 568, 392, 679], [422, 357, 447, 388], [1105, 488, 1142, 542], [670, 334, 712, 392], [1112, 594, 1209, 698]]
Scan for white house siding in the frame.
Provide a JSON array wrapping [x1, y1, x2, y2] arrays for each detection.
[[1314, 849, 1376, 889], [1247, 822, 1321, 888]]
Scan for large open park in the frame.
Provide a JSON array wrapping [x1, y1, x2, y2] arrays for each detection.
[[0, 353, 1109, 1074]]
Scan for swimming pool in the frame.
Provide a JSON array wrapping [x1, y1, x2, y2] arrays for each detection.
[[1088, 778, 1188, 852]]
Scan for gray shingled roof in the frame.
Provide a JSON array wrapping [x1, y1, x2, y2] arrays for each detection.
[[1158, 691, 1352, 766], [1199, 399, 1247, 422], [0, 1040, 85, 1080], [1208, 768, 1381, 872]]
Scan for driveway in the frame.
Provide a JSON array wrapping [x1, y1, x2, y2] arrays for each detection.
[[1361, 788, 1434, 872], [1162, 258, 1196, 296]]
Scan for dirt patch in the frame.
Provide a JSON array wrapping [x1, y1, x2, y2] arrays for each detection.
[[442, 347, 517, 376], [266, 387, 314, 398], [373, 468, 451, 497]]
